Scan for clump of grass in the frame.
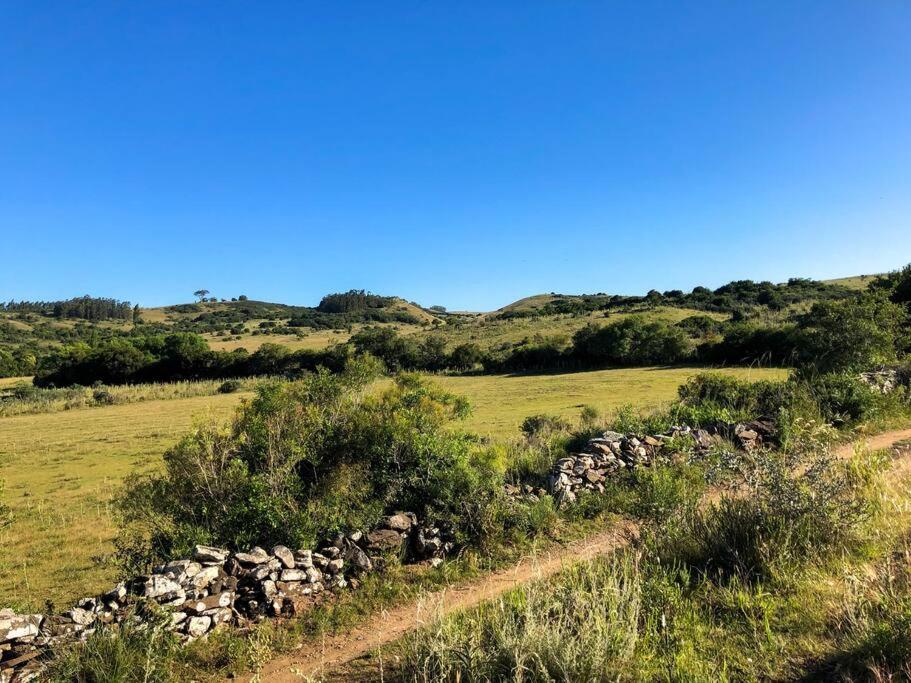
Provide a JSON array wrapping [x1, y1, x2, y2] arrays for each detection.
[[393, 553, 643, 682], [43, 603, 180, 683]]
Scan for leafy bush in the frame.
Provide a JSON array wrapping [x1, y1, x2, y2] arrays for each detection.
[[217, 379, 242, 394], [572, 316, 690, 367], [116, 360, 504, 567], [520, 413, 571, 438]]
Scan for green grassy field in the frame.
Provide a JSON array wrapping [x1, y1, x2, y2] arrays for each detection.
[[435, 366, 786, 437], [0, 366, 785, 610]]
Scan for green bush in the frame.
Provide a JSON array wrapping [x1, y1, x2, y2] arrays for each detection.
[[217, 379, 242, 394], [116, 360, 505, 567]]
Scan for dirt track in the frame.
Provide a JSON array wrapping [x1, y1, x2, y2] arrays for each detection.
[[245, 428, 911, 682]]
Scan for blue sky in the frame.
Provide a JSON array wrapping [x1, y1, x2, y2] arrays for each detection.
[[1, 2, 909, 311]]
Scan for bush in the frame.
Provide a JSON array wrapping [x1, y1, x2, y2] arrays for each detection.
[[217, 379, 243, 394], [520, 414, 570, 438], [572, 316, 690, 367], [116, 360, 504, 567]]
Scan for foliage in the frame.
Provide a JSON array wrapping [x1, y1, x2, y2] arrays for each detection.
[[115, 360, 503, 568], [796, 293, 907, 373], [571, 316, 690, 367], [316, 289, 395, 313]]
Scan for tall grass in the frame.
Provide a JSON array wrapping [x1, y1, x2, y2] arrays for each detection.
[[394, 553, 643, 682]]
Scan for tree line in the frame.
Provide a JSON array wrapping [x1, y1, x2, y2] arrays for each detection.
[[2, 296, 135, 321]]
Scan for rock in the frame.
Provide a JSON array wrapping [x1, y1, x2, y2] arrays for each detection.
[[555, 488, 576, 506], [186, 616, 211, 638], [429, 557, 443, 568], [294, 550, 314, 568], [367, 528, 403, 552], [193, 545, 228, 565], [234, 547, 270, 565], [271, 546, 295, 569], [65, 608, 95, 627], [191, 565, 222, 590], [184, 592, 234, 614], [326, 559, 344, 574], [103, 582, 127, 603], [321, 546, 341, 560], [343, 543, 373, 573], [0, 613, 42, 643], [139, 576, 185, 603], [383, 513, 415, 532], [279, 568, 307, 582], [305, 567, 322, 584]]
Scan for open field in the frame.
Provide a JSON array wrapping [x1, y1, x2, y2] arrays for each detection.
[[435, 365, 787, 437], [0, 365, 785, 610], [0, 392, 249, 611], [0, 376, 30, 389]]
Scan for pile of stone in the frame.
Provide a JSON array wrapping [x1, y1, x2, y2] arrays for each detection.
[[547, 430, 666, 504], [1, 510, 455, 682], [543, 419, 777, 505], [860, 367, 909, 395]]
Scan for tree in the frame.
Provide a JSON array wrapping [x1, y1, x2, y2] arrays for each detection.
[[193, 289, 210, 302], [797, 293, 907, 373]]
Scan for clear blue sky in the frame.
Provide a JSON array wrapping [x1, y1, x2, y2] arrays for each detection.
[[2, 2, 909, 311]]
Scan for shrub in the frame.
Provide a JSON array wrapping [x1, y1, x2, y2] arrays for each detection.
[[92, 389, 116, 405], [217, 379, 243, 394], [572, 316, 690, 367], [520, 414, 570, 438], [116, 360, 503, 567], [659, 447, 883, 582]]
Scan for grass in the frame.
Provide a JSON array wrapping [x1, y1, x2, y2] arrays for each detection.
[[0, 377, 264, 417], [0, 392, 248, 611], [390, 447, 911, 682], [434, 365, 787, 437], [0, 366, 783, 611]]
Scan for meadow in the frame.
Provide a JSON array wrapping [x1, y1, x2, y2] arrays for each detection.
[[0, 365, 784, 610]]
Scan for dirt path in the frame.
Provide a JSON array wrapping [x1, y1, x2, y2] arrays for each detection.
[[245, 428, 911, 683]]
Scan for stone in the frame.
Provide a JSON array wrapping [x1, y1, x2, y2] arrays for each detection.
[[193, 545, 228, 565], [160, 560, 202, 583], [234, 547, 270, 565], [326, 558, 344, 574], [103, 582, 127, 603], [0, 614, 42, 643], [65, 608, 95, 627], [186, 616, 211, 638], [602, 430, 625, 442], [184, 592, 234, 614], [343, 543, 373, 573], [383, 513, 415, 532], [271, 546, 295, 569], [191, 565, 222, 590], [367, 529, 403, 552], [294, 550, 314, 568], [140, 576, 185, 603], [279, 568, 307, 582], [305, 567, 322, 584], [321, 546, 341, 559]]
